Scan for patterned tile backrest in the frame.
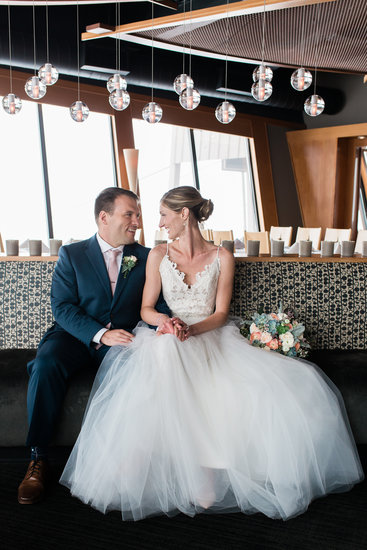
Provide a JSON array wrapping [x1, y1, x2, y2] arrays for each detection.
[[0, 260, 366, 350], [0, 261, 56, 349]]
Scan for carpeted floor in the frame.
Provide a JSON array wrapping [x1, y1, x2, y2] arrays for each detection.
[[1, 447, 366, 550]]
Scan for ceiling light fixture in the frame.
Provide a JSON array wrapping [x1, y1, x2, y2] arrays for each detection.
[[304, 2, 325, 117], [38, 0, 59, 86], [108, 1, 130, 111], [25, 2, 47, 100], [251, 0, 273, 102], [179, 0, 201, 110], [215, 0, 236, 124], [2, 3, 22, 115], [173, 0, 193, 94], [70, 1, 89, 122], [142, 2, 163, 123], [291, 1, 312, 91]]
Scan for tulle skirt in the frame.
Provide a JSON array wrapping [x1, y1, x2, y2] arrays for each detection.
[[60, 322, 364, 521]]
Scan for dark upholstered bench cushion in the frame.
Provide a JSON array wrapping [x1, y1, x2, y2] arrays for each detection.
[[0, 350, 96, 446], [309, 350, 367, 444], [1, 349, 366, 446]]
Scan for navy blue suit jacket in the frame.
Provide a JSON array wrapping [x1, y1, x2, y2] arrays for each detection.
[[48, 235, 169, 347]]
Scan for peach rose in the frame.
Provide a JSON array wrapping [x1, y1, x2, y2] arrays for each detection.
[[250, 331, 262, 343], [268, 339, 279, 350], [295, 342, 300, 351]]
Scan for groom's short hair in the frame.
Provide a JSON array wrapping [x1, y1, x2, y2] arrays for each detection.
[[94, 187, 139, 221]]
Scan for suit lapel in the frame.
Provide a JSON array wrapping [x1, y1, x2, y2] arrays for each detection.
[[113, 243, 139, 304], [85, 235, 112, 300]]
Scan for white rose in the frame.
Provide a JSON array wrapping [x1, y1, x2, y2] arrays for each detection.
[[250, 323, 258, 334], [260, 331, 272, 344], [280, 332, 294, 347]]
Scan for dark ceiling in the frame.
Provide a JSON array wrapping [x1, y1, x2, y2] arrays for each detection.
[[0, 0, 364, 122]]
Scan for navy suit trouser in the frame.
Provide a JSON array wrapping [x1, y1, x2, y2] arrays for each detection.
[[26, 330, 109, 447]]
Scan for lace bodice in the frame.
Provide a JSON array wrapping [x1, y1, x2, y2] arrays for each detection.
[[159, 252, 220, 325]]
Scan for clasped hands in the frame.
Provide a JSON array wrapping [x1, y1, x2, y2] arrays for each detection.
[[157, 316, 190, 341]]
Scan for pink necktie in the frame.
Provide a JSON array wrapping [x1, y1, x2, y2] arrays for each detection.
[[107, 249, 120, 295]]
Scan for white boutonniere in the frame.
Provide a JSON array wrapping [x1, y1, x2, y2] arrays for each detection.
[[121, 255, 138, 278]]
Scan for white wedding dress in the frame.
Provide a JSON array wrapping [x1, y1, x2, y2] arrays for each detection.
[[60, 250, 363, 521]]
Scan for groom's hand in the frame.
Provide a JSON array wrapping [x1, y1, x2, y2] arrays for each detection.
[[100, 329, 134, 346]]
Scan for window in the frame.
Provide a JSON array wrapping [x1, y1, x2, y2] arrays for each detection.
[[42, 104, 116, 242], [0, 99, 48, 242], [133, 119, 258, 247], [0, 98, 116, 246]]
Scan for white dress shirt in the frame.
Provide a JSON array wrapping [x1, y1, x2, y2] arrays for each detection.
[[92, 233, 124, 344]]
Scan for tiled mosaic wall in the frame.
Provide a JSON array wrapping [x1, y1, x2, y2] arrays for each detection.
[[231, 261, 367, 350], [0, 261, 56, 349], [0, 260, 366, 350]]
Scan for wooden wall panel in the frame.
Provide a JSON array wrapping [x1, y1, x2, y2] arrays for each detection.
[[287, 123, 367, 233]]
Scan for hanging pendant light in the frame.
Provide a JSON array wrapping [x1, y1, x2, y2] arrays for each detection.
[[143, 2, 162, 123], [173, 1, 195, 94], [179, 86, 201, 110], [70, 100, 89, 122], [290, 2, 312, 91], [291, 67, 312, 91], [142, 102, 162, 124], [174, 74, 194, 95], [109, 89, 130, 111], [2, 4, 22, 115], [215, 0, 235, 124], [107, 74, 127, 93], [251, 0, 272, 102], [3, 93, 22, 115], [25, 3, 47, 100], [304, 94, 325, 117], [252, 63, 273, 83], [25, 75, 46, 99], [39, 62, 58, 86], [38, 2, 58, 86], [215, 101, 236, 124], [251, 79, 273, 102], [177, 0, 201, 110], [304, 2, 325, 117], [107, 2, 130, 111], [69, 2, 89, 122]]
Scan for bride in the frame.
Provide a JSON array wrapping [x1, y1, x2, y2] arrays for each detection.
[[60, 186, 363, 521]]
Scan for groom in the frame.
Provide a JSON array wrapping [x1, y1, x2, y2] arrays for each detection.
[[18, 187, 170, 505]]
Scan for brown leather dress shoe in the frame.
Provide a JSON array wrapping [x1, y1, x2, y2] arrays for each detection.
[[18, 459, 50, 505]]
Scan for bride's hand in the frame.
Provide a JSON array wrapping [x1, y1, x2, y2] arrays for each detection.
[[157, 315, 175, 335]]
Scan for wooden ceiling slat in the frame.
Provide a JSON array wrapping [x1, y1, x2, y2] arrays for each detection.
[[130, 0, 367, 74]]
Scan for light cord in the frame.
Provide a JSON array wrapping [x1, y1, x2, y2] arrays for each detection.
[[7, 2, 12, 91], [189, 0, 192, 78], [32, 1, 37, 74], [299, 0, 306, 68], [182, 0, 186, 74], [261, 0, 266, 63], [46, 0, 49, 63], [224, 0, 230, 99], [313, 1, 321, 94], [76, 0, 80, 100], [151, 1, 154, 102]]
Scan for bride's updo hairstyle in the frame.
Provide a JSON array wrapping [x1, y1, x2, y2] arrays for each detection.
[[161, 186, 214, 222]]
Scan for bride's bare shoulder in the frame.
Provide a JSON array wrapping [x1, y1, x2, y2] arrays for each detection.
[[217, 246, 235, 268], [148, 243, 167, 263]]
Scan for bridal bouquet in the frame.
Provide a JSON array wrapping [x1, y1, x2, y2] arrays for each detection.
[[240, 304, 310, 358]]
